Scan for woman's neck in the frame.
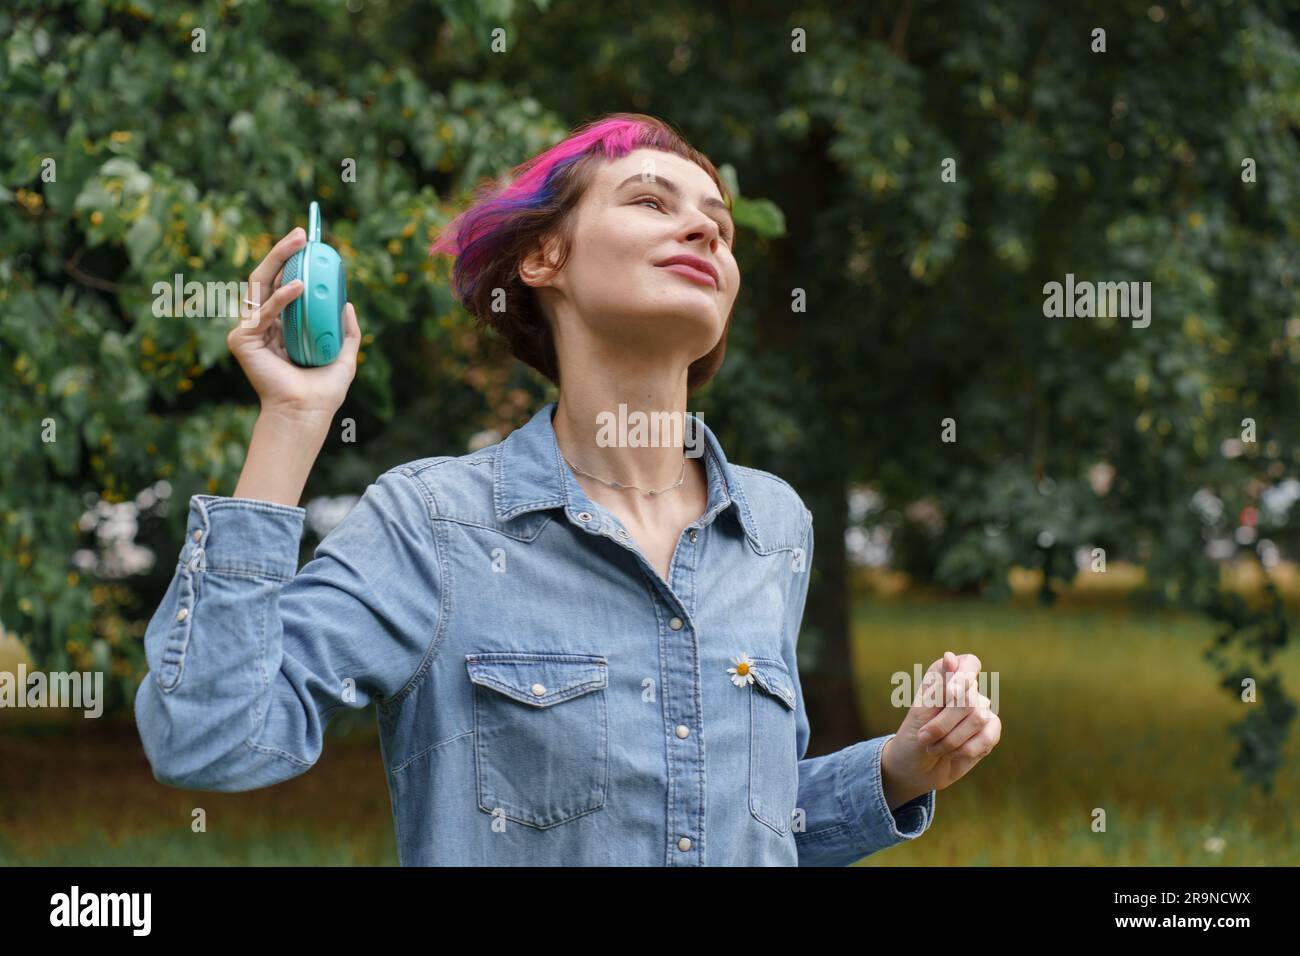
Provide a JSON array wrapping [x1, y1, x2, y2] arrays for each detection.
[[552, 384, 706, 521]]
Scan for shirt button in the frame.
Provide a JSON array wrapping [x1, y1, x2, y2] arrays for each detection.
[[675, 724, 689, 739], [531, 683, 546, 697], [617, 528, 629, 539], [176, 608, 188, 622], [192, 529, 202, 542], [677, 837, 692, 852], [577, 511, 592, 522], [689, 530, 698, 543], [669, 617, 683, 631]]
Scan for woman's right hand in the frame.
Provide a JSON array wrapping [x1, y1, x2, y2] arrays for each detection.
[[227, 226, 362, 422]]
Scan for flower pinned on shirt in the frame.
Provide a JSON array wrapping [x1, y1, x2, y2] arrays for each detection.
[[728, 653, 756, 687]]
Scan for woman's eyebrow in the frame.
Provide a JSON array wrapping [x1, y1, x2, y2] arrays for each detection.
[[615, 173, 733, 225]]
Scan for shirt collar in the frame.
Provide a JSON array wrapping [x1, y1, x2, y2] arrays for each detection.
[[492, 401, 761, 545]]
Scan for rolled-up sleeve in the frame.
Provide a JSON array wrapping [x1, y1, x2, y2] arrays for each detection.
[[840, 733, 936, 852], [779, 515, 938, 866], [133, 467, 443, 792]]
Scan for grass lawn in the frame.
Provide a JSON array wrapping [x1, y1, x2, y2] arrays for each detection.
[[851, 591, 1300, 866], [0, 714, 398, 865]]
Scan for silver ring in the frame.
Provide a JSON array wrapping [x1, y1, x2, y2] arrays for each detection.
[[240, 296, 264, 328]]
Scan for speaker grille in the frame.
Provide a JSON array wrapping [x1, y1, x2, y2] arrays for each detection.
[[282, 251, 301, 351]]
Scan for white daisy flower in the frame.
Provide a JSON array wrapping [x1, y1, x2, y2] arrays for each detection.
[[728, 653, 756, 687]]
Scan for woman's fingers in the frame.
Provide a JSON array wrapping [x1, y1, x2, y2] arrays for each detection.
[[912, 657, 947, 708], [338, 302, 362, 367], [922, 700, 994, 757], [944, 667, 981, 707], [948, 714, 1002, 775], [903, 647, 1001, 777], [248, 228, 306, 306], [915, 670, 981, 744], [232, 279, 303, 341]]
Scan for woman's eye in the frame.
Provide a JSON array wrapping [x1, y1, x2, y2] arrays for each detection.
[[640, 196, 734, 244]]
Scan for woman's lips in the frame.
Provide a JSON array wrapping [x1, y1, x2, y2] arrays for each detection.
[[658, 263, 718, 288]]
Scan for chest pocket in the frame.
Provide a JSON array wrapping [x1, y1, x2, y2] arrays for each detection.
[[747, 656, 799, 835], [465, 652, 609, 829]]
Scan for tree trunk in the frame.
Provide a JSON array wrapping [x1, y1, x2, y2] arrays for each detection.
[[800, 475, 865, 756]]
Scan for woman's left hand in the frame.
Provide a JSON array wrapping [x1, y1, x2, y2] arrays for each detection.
[[882, 650, 1001, 801]]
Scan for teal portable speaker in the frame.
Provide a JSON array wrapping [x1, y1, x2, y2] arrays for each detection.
[[282, 201, 346, 366]]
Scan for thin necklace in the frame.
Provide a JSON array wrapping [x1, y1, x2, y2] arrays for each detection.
[[562, 453, 687, 496]]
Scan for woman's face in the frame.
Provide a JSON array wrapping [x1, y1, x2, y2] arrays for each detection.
[[523, 148, 740, 375]]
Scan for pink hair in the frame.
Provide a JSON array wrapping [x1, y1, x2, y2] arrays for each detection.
[[430, 115, 689, 303]]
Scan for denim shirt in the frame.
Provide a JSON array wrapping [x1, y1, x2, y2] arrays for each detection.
[[135, 401, 935, 865]]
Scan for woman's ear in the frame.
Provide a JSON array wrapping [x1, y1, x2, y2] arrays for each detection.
[[518, 233, 563, 289]]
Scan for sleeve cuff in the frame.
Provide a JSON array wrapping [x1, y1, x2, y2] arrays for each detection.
[[844, 733, 936, 854], [182, 494, 306, 580]]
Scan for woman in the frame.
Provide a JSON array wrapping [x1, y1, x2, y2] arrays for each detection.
[[135, 113, 1000, 866]]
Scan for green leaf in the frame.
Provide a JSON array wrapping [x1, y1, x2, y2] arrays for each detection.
[[196, 315, 232, 368], [126, 215, 162, 269], [717, 163, 741, 198], [732, 196, 786, 238]]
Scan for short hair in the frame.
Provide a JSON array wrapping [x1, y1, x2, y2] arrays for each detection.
[[429, 112, 735, 395]]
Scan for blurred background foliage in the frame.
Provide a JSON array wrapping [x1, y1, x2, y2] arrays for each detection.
[[2, 0, 1299, 794]]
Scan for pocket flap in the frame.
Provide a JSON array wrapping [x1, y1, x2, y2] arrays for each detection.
[[749, 657, 797, 711], [466, 653, 608, 707]]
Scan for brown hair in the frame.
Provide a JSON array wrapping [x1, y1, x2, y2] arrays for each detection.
[[429, 112, 735, 395]]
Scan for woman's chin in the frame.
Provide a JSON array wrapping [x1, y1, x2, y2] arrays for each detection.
[[608, 298, 725, 344], [654, 296, 726, 328], [665, 310, 725, 347]]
